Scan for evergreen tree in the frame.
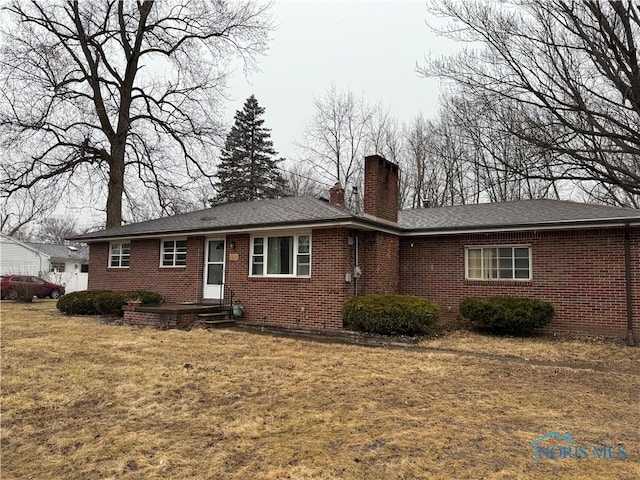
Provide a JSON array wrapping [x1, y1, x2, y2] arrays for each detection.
[[214, 95, 287, 203]]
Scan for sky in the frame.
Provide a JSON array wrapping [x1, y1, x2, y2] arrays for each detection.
[[53, 0, 463, 230], [222, 0, 461, 162]]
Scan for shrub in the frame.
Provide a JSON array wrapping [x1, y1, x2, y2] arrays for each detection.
[[124, 290, 163, 306], [57, 290, 162, 316], [459, 296, 555, 334], [342, 294, 439, 336], [57, 290, 106, 315], [93, 292, 127, 314]]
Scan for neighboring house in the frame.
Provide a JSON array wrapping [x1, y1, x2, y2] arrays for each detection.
[[0, 234, 89, 293], [72, 155, 640, 339]]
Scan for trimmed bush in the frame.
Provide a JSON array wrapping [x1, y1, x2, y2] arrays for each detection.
[[342, 294, 439, 336], [459, 296, 555, 334], [93, 292, 128, 314], [125, 290, 163, 306], [57, 290, 162, 316], [57, 290, 105, 315]]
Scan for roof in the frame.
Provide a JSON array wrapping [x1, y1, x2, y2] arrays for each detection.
[[24, 242, 89, 261], [72, 196, 360, 241], [398, 199, 640, 234], [71, 197, 640, 242]]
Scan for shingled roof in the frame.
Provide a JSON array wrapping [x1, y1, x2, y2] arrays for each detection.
[[24, 242, 89, 260], [73, 197, 640, 241], [398, 199, 640, 233], [73, 196, 361, 241]]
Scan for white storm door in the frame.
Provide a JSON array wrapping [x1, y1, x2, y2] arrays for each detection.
[[203, 239, 225, 300]]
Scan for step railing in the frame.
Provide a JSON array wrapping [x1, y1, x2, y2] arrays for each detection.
[[217, 280, 234, 313]]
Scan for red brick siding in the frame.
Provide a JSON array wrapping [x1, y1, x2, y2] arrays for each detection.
[[123, 309, 197, 329], [89, 225, 639, 337], [88, 236, 205, 303], [399, 228, 640, 338], [363, 155, 399, 223], [226, 228, 354, 330], [358, 232, 399, 295], [90, 228, 357, 330]]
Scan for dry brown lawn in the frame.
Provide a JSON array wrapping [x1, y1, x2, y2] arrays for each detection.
[[2, 301, 639, 479]]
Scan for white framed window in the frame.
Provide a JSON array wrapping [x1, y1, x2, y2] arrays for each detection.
[[250, 233, 311, 277], [161, 239, 187, 267], [109, 242, 130, 268], [50, 262, 66, 273], [466, 245, 531, 281]]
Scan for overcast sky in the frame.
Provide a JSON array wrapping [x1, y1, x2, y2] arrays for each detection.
[[60, 1, 463, 229], [223, 0, 461, 162]]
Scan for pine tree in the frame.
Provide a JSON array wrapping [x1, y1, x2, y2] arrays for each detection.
[[214, 95, 287, 204]]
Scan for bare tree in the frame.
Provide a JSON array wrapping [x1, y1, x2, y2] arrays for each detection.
[[283, 162, 326, 198], [403, 114, 431, 208], [366, 108, 413, 208], [421, 0, 640, 207], [0, 184, 57, 239], [442, 94, 562, 202], [297, 85, 374, 206], [0, 0, 273, 228], [34, 216, 78, 244]]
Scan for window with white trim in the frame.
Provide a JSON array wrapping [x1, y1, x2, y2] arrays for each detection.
[[466, 245, 531, 280], [161, 239, 187, 267], [251, 233, 311, 277], [109, 242, 130, 268], [50, 262, 66, 273]]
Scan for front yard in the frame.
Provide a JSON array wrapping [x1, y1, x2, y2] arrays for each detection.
[[2, 301, 639, 479]]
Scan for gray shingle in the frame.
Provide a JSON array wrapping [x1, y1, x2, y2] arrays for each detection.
[[25, 242, 89, 260], [73, 197, 640, 241], [398, 199, 640, 232], [74, 196, 355, 240]]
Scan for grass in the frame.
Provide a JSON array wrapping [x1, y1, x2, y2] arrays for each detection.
[[2, 300, 639, 479]]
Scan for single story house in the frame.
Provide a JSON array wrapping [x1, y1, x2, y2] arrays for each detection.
[[0, 234, 89, 293], [72, 155, 640, 340]]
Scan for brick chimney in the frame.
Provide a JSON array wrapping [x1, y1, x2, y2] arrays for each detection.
[[363, 154, 399, 222], [329, 182, 345, 207]]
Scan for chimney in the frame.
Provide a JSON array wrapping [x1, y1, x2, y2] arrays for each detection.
[[329, 182, 345, 207], [363, 154, 399, 223]]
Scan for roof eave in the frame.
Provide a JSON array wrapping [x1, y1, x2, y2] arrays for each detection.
[[400, 218, 640, 236], [73, 215, 402, 242]]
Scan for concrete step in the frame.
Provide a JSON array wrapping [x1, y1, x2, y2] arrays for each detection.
[[198, 312, 235, 328]]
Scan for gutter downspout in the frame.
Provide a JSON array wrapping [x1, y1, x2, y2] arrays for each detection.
[[624, 223, 635, 346]]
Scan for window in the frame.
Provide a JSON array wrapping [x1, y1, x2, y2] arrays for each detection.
[[50, 262, 66, 273], [161, 239, 187, 267], [466, 245, 531, 280], [251, 233, 311, 277], [80, 264, 89, 273], [109, 242, 130, 268]]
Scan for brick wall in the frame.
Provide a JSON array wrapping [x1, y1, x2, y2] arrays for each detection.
[[88, 236, 205, 303], [90, 228, 357, 330], [226, 228, 355, 330], [358, 231, 399, 295], [88, 224, 639, 337], [399, 227, 640, 338], [363, 155, 399, 223], [123, 309, 197, 329]]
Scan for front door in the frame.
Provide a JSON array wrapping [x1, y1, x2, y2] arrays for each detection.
[[203, 239, 225, 301]]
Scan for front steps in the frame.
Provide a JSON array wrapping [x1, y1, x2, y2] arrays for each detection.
[[197, 311, 235, 328]]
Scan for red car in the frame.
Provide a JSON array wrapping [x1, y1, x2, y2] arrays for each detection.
[[0, 275, 65, 300]]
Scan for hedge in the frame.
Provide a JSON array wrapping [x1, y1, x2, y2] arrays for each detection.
[[459, 296, 555, 334], [57, 290, 162, 316], [342, 294, 439, 336]]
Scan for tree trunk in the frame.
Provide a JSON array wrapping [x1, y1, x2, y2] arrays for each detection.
[[106, 146, 125, 228]]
